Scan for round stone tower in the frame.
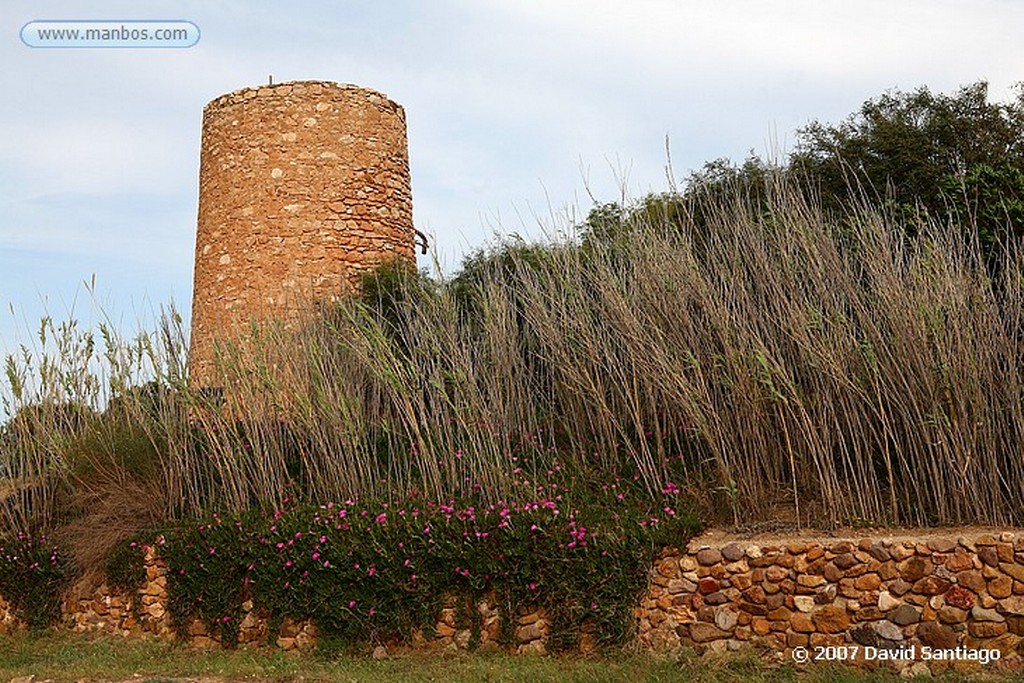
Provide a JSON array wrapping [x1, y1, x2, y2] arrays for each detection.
[[188, 80, 415, 386]]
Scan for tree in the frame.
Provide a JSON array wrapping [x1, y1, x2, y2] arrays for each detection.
[[789, 80, 1024, 260], [583, 81, 1024, 270]]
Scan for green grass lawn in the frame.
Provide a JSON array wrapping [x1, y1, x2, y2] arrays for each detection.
[[0, 631, 1008, 683]]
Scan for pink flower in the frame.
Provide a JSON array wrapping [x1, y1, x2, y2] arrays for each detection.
[[348, 600, 357, 609]]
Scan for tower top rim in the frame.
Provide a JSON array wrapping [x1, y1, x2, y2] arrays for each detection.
[[204, 81, 403, 113]]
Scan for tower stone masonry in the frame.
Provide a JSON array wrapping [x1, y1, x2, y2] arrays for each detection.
[[188, 80, 415, 386]]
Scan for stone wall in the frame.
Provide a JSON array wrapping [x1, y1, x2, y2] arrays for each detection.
[[4, 530, 1024, 673], [0, 545, 550, 655], [637, 530, 1024, 675], [188, 80, 415, 386]]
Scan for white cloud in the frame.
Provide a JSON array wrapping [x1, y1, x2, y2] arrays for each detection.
[[2, 0, 1024, 361], [476, 0, 1024, 90], [3, 120, 196, 196]]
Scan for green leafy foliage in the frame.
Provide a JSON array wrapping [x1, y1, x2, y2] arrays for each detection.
[[449, 238, 567, 326], [104, 537, 148, 595], [357, 258, 437, 356], [162, 514, 258, 648], [611, 81, 1024, 266], [790, 81, 1024, 258], [154, 458, 699, 651], [944, 163, 1024, 255], [0, 532, 66, 629], [792, 82, 1024, 206], [64, 416, 164, 482]]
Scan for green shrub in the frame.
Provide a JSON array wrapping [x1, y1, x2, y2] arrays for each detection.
[[64, 417, 164, 482], [104, 537, 149, 594], [0, 532, 67, 629], [162, 514, 259, 648], [156, 466, 699, 651]]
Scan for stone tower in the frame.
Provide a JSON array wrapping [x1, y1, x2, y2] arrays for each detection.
[[188, 80, 415, 385]]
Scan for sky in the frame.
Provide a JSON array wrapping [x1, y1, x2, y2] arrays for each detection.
[[2, 0, 1023, 381]]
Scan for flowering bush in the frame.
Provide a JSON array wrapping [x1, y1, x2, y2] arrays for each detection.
[[104, 536, 149, 594], [156, 462, 699, 651], [0, 532, 66, 629], [162, 513, 259, 647]]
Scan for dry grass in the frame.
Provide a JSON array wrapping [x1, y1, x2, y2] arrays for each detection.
[[4, 180, 1024, 554]]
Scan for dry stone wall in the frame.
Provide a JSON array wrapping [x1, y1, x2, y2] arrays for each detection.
[[0, 545, 550, 655], [188, 80, 415, 386], [638, 530, 1024, 675], [5, 530, 1024, 673]]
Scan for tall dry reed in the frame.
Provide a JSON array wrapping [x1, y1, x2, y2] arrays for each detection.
[[3, 180, 1024, 546]]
